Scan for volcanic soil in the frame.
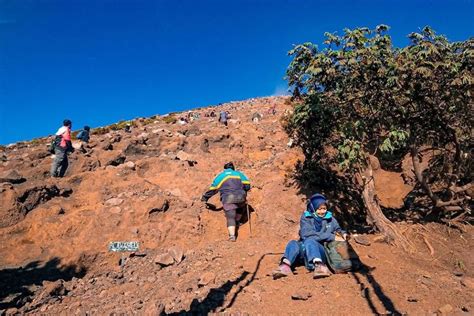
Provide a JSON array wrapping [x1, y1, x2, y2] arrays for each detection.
[[0, 96, 472, 315]]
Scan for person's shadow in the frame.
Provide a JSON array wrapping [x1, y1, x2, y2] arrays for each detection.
[[204, 203, 255, 225], [237, 204, 256, 225]]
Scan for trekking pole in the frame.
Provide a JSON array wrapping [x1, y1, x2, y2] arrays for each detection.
[[247, 203, 252, 238]]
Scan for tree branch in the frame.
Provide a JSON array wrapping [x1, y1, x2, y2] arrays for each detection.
[[449, 183, 472, 194]]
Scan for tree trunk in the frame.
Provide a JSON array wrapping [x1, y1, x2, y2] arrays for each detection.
[[358, 164, 414, 252]]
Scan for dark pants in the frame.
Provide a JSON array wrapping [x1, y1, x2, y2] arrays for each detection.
[[223, 202, 245, 227], [50, 148, 69, 177]]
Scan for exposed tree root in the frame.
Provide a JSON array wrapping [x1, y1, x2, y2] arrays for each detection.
[[421, 234, 435, 256], [359, 165, 415, 252]]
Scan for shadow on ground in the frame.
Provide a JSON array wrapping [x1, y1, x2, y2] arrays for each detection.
[[165, 252, 281, 315], [0, 257, 87, 310]]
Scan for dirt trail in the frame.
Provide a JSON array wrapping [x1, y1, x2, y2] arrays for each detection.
[[0, 96, 473, 315]]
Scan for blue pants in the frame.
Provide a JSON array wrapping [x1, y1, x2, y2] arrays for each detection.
[[283, 239, 327, 271]]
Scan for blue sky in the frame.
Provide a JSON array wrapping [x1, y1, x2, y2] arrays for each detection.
[[0, 0, 472, 145]]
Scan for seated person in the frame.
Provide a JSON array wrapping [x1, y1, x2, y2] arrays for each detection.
[[273, 194, 348, 279], [76, 126, 90, 143]]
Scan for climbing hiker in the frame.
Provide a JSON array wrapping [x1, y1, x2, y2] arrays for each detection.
[[251, 112, 262, 123], [201, 162, 251, 242], [50, 119, 74, 177], [76, 125, 90, 143], [268, 104, 276, 115], [218, 111, 228, 126], [272, 194, 348, 279]]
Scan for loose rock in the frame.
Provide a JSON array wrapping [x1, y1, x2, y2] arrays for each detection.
[[291, 291, 312, 301], [155, 253, 175, 266], [198, 272, 215, 287]]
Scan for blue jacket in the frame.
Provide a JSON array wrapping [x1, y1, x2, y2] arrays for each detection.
[[203, 169, 251, 204], [77, 130, 90, 142], [299, 210, 345, 242]]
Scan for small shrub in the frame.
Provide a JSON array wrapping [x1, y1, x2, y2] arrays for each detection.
[[142, 117, 156, 126], [93, 126, 110, 135], [29, 138, 44, 146], [163, 115, 177, 124]]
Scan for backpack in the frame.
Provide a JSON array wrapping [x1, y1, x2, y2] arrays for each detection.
[[49, 135, 62, 154], [324, 240, 361, 273]]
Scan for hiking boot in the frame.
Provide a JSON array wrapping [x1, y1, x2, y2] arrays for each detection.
[[228, 235, 236, 242], [313, 263, 331, 279], [272, 263, 292, 280]]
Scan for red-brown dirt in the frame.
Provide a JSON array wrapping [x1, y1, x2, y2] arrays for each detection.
[[0, 97, 472, 315]]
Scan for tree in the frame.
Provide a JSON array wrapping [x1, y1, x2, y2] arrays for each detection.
[[285, 26, 473, 249]]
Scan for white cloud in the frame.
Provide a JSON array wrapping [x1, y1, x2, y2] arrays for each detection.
[[272, 84, 290, 96]]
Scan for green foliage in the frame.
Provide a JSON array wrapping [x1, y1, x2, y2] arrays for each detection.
[[162, 115, 177, 124], [28, 138, 45, 146], [142, 117, 156, 126], [92, 126, 110, 135], [285, 25, 473, 214], [379, 130, 410, 153], [109, 120, 137, 131]]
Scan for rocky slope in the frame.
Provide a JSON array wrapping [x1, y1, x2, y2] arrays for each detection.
[[0, 96, 472, 315]]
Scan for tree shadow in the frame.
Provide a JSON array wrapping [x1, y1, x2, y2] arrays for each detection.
[[382, 184, 473, 227], [0, 257, 87, 310], [164, 252, 281, 315], [290, 160, 369, 232], [350, 266, 401, 315], [164, 271, 250, 315]]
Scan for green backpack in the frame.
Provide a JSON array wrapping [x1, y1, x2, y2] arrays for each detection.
[[324, 240, 361, 273], [49, 135, 62, 154]]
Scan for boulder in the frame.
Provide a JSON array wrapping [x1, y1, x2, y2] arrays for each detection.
[[0, 169, 26, 184], [291, 291, 312, 301], [154, 253, 175, 266], [105, 198, 124, 207], [169, 246, 184, 264], [106, 155, 126, 167], [437, 304, 453, 314], [198, 272, 215, 287]]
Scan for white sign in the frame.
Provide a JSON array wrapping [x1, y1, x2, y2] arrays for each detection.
[[108, 241, 139, 252]]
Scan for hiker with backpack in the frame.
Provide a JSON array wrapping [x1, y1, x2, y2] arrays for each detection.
[[50, 119, 74, 177], [76, 126, 90, 143], [272, 194, 348, 279], [218, 111, 229, 126], [201, 162, 251, 242]]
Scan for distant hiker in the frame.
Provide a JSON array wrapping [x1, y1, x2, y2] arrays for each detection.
[[252, 112, 262, 123], [210, 110, 216, 117], [272, 194, 348, 279], [178, 117, 188, 125], [268, 104, 276, 115], [124, 124, 132, 133], [219, 111, 228, 126], [201, 162, 251, 242], [76, 126, 90, 143], [50, 119, 74, 177]]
